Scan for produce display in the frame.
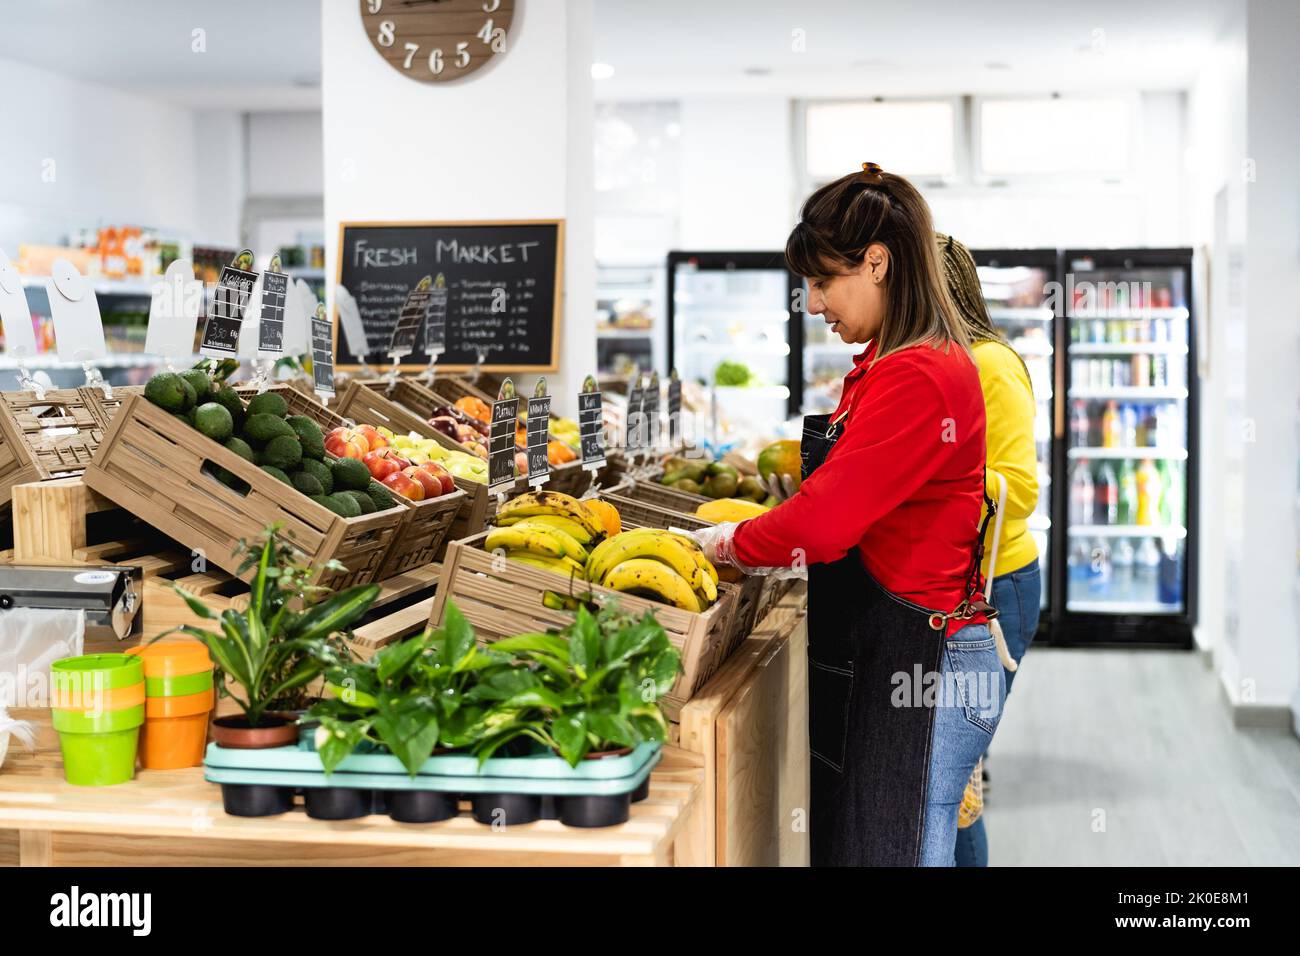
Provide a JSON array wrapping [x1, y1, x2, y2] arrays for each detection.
[[657, 454, 769, 501], [324, 424, 458, 505], [694, 497, 772, 522], [376, 425, 489, 484], [484, 491, 719, 612], [447, 392, 583, 472]]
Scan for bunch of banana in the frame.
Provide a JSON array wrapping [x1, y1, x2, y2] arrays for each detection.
[[585, 528, 719, 612], [485, 490, 609, 580]]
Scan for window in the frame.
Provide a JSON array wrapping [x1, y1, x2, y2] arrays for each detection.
[[803, 100, 957, 181], [978, 96, 1133, 176]]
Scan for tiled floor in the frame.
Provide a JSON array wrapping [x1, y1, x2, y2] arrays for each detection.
[[983, 647, 1300, 866]]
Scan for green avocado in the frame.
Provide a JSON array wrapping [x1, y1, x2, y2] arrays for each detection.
[[224, 436, 255, 463], [212, 385, 245, 431], [193, 402, 234, 442], [178, 377, 198, 413], [330, 456, 371, 492], [261, 434, 303, 471], [366, 480, 396, 511], [285, 415, 325, 459], [259, 465, 292, 485], [179, 369, 211, 403], [299, 458, 333, 494], [246, 391, 289, 419], [343, 490, 377, 515], [290, 471, 324, 497], [144, 372, 189, 412], [243, 413, 295, 445], [326, 492, 362, 518]]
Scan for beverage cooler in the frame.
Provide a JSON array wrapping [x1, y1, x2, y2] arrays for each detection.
[[666, 252, 803, 423], [1057, 248, 1197, 647], [972, 250, 1058, 617]]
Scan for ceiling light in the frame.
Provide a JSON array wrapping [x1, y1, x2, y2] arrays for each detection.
[[591, 63, 615, 80]]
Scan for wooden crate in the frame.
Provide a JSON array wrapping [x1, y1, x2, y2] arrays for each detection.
[[0, 388, 119, 517], [237, 383, 466, 575], [82, 392, 405, 590], [431, 527, 747, 720], [614, 477, 709, 512]]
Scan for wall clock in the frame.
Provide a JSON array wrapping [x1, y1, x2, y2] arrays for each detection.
[[360, 0, 514, 83]]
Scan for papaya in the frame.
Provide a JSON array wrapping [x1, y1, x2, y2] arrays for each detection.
[[756, 439, 802, 493], [695, 498, 771, 522]]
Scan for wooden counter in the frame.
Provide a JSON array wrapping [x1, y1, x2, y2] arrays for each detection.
[[0, 746, 705, 867]]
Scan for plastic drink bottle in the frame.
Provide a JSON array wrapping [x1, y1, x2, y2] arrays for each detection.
[[1111, 537, 1135, 603], [1136, 459, 1160, 526], [1096, 461, 1119, 526], [1070, 460, 1095, 527], [1101, 401, 1121, 448], [1118, 458, 1138, 525]]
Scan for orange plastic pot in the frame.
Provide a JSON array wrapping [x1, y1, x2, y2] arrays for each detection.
[[126, 641, 213, 679], [138, 688, 214, 770], [51, 680, 145, 713]]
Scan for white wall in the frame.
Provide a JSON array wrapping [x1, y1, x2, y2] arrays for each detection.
[[0, 53, 200, 250], [247, 112, 323, 198], [320, 0, 595, 414], [192, 110, 246, 248]]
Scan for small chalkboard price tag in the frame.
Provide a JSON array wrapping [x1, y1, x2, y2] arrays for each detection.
[[526, 379, 552, 489], [578, 375, 606, 470], [201, 249, 257, 357], [388, 275, 433, 361], [625, 371, 644, 455], [311, 303, 335, 399], [424, 273, 449, 355], [645, 371, 661, 452], [667, 368, 683, 448], [487, 378, 519, 494], [256, 254, 289, 357]]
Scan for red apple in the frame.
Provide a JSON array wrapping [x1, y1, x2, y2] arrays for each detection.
[[325, 433, 367, 459], [514, 451, 528, 476], [418, 461, 455, 496], [403, 465, 441, 499], [363, 449, 401, 481], [382, 470, 424, 501], [354, 424, 385, 450]]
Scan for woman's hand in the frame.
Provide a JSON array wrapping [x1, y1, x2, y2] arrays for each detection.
[[760, 472, 799, 502], [683, 522, 807, 580]]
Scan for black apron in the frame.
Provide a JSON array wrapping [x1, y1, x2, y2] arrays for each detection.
[[801, 409, 994, 867]]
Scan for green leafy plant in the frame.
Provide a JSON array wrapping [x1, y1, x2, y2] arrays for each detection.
[[192, 356, 241, 386], [482, 602, 682, 766], [164, 525, 378, 727]]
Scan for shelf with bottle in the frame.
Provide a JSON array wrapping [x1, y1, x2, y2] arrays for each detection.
[[1067, 599, 1182, 615], [1068, 447, 1186, 460], [987, 306, 1054, 322], [1070, 342, 1189, 356], [1067, 532, 1185, 612], [1068, 524, 1186, 538], [1067, 455, 1185, 533], [1069, 306, 1189, 321], [1069, 386, 1187, 401]]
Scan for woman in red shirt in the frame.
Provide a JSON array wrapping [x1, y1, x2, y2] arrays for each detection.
[[696, 164, 1006, 866]]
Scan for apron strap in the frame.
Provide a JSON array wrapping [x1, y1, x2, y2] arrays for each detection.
[[927, 482, 999, 631]]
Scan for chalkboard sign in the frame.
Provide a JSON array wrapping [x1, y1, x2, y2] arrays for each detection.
[[526, 381, 551, 488], [389, 276, 433, 359], [425, 273, 449, 355], [311, 304, 335, 398], [334, 221, 563, 371], [645, 372, 661, 451], [578, 376, 605, 468], [257, 259, 288, 356], [667, 370, 682, 447], [487, 381, 519, 493], [625, 376, 644, 453], [201, 255, 257, 357]]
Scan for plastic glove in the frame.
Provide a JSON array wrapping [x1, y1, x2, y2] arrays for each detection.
[[681, 522, 807, 580], [760, 472, 799, 503]]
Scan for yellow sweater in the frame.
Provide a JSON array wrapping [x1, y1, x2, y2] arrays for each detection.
[[973, 340, 1040, 579]]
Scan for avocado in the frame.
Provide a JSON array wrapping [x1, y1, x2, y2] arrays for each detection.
[[246, 391, 289, 419], [243, 413, 295, 445], [343, 489, 377, 515], [675, 478, 702, 495], [309, 494, 347, 517], [366, 480, 397, 511], [330, 456, 371, 491], [261, 434, 303, 471], [212, 466, 249, 493], [224, 436, 255, 463], [285, 415, 325, 459], [179, 369, 211, 403], [193, 402, 234, 442], [211, 385, 245, 431], [326, 492, 362, 518], [737, 475, 766, 502], [703, 472, 737, 499], [144, 372, 189, 412], [290, 470, 324, 497], [259, 465, 292, 485], [178, 377, 198, 412], [299, 458, 334, 494]]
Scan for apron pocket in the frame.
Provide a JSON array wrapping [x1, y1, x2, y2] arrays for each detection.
[[943, 636, 1002, 736], [808, 658, 854, 773]]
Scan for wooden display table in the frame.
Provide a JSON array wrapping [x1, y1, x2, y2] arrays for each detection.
[[0, 747, 705, 867]]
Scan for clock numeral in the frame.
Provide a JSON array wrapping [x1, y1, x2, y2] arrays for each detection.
[[376, 20, 395, 47], [490, 27, 507, 53], [366, 0, 382, 13], [429, 48, 444, 75], [477, 18, 494, 44], [403, 42, 419, 69], [483, 0, 501, 11], [456, 42, 470, 68]]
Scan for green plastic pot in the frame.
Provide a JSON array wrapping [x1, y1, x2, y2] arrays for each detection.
[[145, 669, 214, 698], [53, 703, 144, 787], [51, 654, 144, 693]]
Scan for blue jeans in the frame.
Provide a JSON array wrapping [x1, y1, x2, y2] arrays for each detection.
[[918, 623, 1006, 866], [954, 559, 1041, 867]]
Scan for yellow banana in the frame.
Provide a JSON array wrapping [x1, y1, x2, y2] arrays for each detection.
[[485, 525, 566, 559], [666, 531, 720, 586], [585, 529, 700, 588], [695, 570, 718, 605], [506, 519, 588, 563], [501, 513, 593, 545], [602, 558, 702, 612], [505, 550, 587, 578], [495, 491, 604, 537]]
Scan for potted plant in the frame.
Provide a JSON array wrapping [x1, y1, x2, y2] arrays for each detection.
[[165, 526, 376, 815]]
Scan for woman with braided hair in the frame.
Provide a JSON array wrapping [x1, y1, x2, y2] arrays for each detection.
[[937, 233, 1042, 866]]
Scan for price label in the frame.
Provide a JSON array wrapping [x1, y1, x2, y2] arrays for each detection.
[[201, 251, 257, 357], [645, 372, 661, 452], [578, 377, 605, 468], [0, 248, 38, 358], [424, 273, 448, 355], [625, 377, 644, 453], [48, 258, 107, 363], [487, 380, 519, 493], [667, 370, 682, 447], [310, 304, 335, 398], [389, 275, 433, 360], [257, 259, 289, 356], [526, 381, 551, 487], [145, 259, 202, 360]]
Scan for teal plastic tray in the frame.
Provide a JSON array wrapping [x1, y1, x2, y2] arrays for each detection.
[[204, 739, 660, 796]]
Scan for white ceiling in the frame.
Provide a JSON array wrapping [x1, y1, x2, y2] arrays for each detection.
[[593, 0, 1239, 99], [0, 0, 321, 110]]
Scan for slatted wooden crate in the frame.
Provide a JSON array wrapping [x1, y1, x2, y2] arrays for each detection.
[[612, 476, 710, 512], [236, 383, 464, 577], [0, 388, 121, 517], [82, 392, 407, 590], [431, 530, 743, 720]]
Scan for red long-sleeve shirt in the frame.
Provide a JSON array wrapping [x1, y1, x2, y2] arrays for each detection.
[[734, 340, 988, 636]]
